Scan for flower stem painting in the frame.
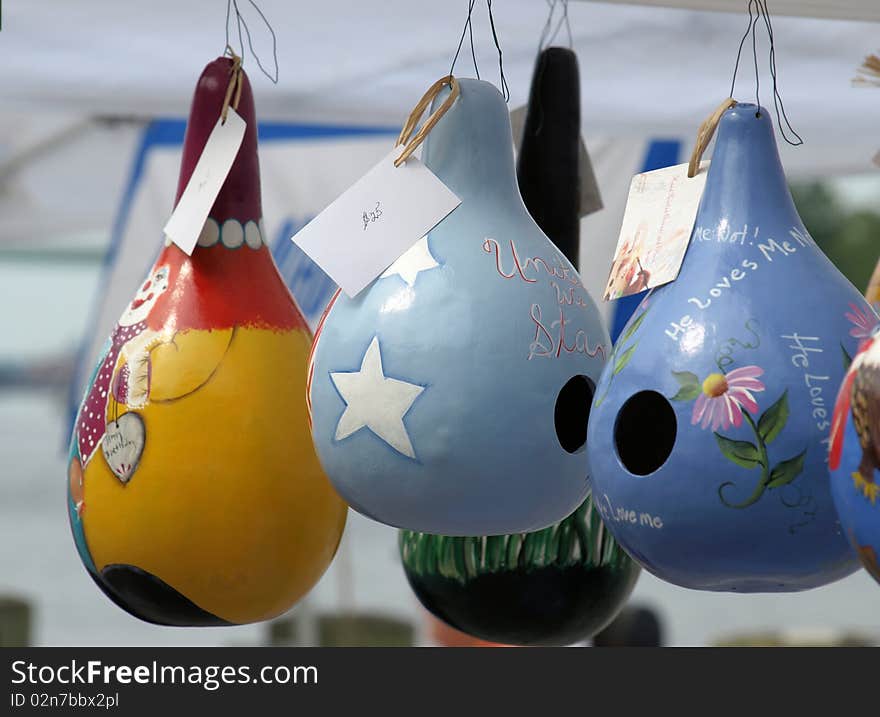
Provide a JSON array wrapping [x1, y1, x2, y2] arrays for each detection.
[[593, 297, 651, 408], [670, 367, 806, 509]]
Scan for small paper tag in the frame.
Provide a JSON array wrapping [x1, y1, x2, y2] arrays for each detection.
[[509, 105, 603, 217], [291, 148, 461, 297], [603, 161, 708, 301], [163, 109, 247, 255]]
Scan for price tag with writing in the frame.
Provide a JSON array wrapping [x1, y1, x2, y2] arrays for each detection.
[[163, 108, 247, 255], [291, 148, 461, 298], [603, 161, 708, 301]]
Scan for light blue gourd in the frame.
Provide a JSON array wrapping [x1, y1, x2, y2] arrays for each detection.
[[587, 104, 870, 591], [308, 79, 610, 535]]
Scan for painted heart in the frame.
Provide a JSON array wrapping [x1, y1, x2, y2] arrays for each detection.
[[101, 412, 145, 484]]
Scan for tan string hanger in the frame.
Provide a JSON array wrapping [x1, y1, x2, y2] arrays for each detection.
[[221, 45, 244, 124], [391, 0, 513, 168], [394, 75, 460, 167], [687, 98, 737, 178]]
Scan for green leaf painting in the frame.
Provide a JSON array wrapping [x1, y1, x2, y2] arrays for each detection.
[[619, 307, 649, 344], [613, 344, 637, 375], [670, 371, 701, 402], [767, 451, 807, 489], [757, 390, 789, 445], [594, 304, 651, 407], [713, 434, 761, 470]]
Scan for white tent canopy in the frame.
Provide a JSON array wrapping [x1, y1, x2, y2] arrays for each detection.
[[1, 1, 878, 255], [590, 0, 880, 22], [1, 1, 878, 130]]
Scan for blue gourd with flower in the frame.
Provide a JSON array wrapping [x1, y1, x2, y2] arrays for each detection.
[[587, 104, 874, 592]]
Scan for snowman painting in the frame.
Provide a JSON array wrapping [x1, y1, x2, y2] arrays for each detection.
[[69, 265, 170, 510]]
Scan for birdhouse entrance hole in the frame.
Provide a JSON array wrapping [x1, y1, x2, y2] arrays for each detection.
[[554, 375, 595, 454], [614, 390, 676, 476]]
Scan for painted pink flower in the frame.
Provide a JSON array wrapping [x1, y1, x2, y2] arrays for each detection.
[[846, 302, 880, 339], [691, 365, 765, 431]]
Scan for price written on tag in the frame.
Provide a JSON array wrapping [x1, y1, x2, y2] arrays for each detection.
[[291, 148, 461, 298], [362, 202, 383, 230], [603, 161, 708, 301], [163, 108, 247, 255]]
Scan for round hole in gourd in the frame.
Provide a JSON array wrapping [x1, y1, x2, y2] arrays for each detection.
[[614, 390, 676, 476], [554, 375, 595, 454]]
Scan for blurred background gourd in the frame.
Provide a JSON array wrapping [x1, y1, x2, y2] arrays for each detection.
[[587, 103, 873, 592], [399, 49, 637, 645], [307, 77, 610, 536], [67, 57, 347, 626], [867, 260, 880, 308]]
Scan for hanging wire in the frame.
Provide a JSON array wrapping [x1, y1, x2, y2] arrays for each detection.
[[539, 0, 573, 51], [551, 0, 573, 49], [450, 0, 480, 79], [468, 2, 480, 79], [242, 0, 279, 83], [563, 0, 573, 48], [538, 0, 558, 53], [728, 0, 756, 99], [487, 0, 510, 101], [224, 0, 280, 84], [750, 1, 760, 112], [448, 0, 510, 102], [228, 0, 247, 66], [757, 0, 803, 145], [727, 0, 802, 146], [225, 0, 232, 50]]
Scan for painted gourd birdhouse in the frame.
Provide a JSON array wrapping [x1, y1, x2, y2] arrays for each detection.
[[516, 48, 581, 266], [829, 259, 880, 586], [400, 501, 638, 645], [308, 78, 610, 535], [587, 103, 872, 592], [67, 57, 347, 626], [399, 50, 637, 646]]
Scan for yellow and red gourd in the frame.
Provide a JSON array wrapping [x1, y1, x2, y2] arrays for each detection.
[[67, 58, 347, 626]]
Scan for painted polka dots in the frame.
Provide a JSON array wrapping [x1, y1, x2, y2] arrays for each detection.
[[244, 220, 262, 249], [221, 219, 244, 248], [197, 218, 221, 247], [190, 217, 265, 249], [75, 319, 147, 465]]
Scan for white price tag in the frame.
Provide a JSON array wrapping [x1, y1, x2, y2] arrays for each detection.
[[163, 109, 247, 255], [603, 161, 709, 301], [291, 148, 461, 298]]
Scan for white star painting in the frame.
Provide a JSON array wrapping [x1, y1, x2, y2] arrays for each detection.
[[330, 336, 425, 459], [380, 236, 440, 287]]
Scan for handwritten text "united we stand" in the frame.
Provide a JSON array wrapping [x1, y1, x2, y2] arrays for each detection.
[[482, 237, 606, 362]]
